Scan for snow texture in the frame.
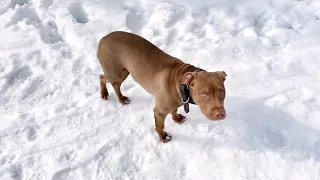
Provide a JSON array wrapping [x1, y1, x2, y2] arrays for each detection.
[[1, 0, 320, 179]]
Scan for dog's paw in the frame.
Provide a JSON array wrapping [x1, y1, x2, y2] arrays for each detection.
[[160, 132, 172, 143], [100, 90, 109, 100], [120, 96, 131, 105], [173, 114, 186, 124]]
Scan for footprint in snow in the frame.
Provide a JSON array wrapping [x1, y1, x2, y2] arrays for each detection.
[[68, 3, 88, 24], [0, 157, 6, 166], [72, 58, 83, 76], [187, 22, 206, 39], [39, 0, 53, 9], [51, 167, 83, 180], [21, 76, 43, 100], [165, 28, 177, 47], [39, 20, 64, 44], [163, 5, 185, 28], [125, 9, 147, 33], [5, 6, 41, 27], [1, 65, 32, 93], [57, 149, 78, 166], [1, 154, 16, 166], [9, 164, 23, 180], [25, 126, 37, 141], [0, 0, 28, 16]]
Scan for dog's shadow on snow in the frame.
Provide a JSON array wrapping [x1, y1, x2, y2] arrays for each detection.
[[181, 96, 320, 162]]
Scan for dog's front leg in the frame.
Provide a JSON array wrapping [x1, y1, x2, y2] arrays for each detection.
[[153, 107, 172, 143], [171, 109, 186, 124]]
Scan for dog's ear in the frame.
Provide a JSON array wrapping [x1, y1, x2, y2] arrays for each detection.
[[216, 71, 227, 81], [178, 72, 195, 85]]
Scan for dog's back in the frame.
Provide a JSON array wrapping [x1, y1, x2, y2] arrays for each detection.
[[97, 31, 183, 94]]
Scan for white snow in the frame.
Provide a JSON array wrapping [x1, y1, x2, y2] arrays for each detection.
[[1, 0, 320, 179]]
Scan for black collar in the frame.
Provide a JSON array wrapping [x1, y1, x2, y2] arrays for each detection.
[[179, 65, 205, 113], [179, 84, 195, 113]]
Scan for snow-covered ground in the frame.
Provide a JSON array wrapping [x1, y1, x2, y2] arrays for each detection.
[[1, 0, 320, 179]]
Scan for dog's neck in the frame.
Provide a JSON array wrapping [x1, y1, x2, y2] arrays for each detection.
[[174, 63, 206, 113]]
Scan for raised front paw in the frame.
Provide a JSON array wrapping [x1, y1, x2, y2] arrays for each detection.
[[173, 114, 186, 124]]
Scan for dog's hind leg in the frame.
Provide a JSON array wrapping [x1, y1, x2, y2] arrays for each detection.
[[111, 68, 130, 105], [100, 74, 109, 100]]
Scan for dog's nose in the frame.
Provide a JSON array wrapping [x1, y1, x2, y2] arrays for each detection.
[[214, 110, 225, 120]]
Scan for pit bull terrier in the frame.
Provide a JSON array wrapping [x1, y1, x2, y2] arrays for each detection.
[[97, 31, 227, 143]]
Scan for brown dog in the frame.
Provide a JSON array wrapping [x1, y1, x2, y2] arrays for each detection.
[[97, 31, 227, 143]]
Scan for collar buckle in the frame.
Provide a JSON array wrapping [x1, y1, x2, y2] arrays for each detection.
[[179, 84, 194, 113]]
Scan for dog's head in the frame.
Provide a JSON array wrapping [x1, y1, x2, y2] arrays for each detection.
[[178, 71, 227, 120]]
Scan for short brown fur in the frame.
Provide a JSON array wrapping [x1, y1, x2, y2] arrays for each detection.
[[97, 31, 227, 143]]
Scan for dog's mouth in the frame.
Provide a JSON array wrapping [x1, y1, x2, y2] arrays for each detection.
[[208, 115, 226, 121]]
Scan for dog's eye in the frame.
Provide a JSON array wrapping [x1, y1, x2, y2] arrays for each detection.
[[201, 92, 207, 97]]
